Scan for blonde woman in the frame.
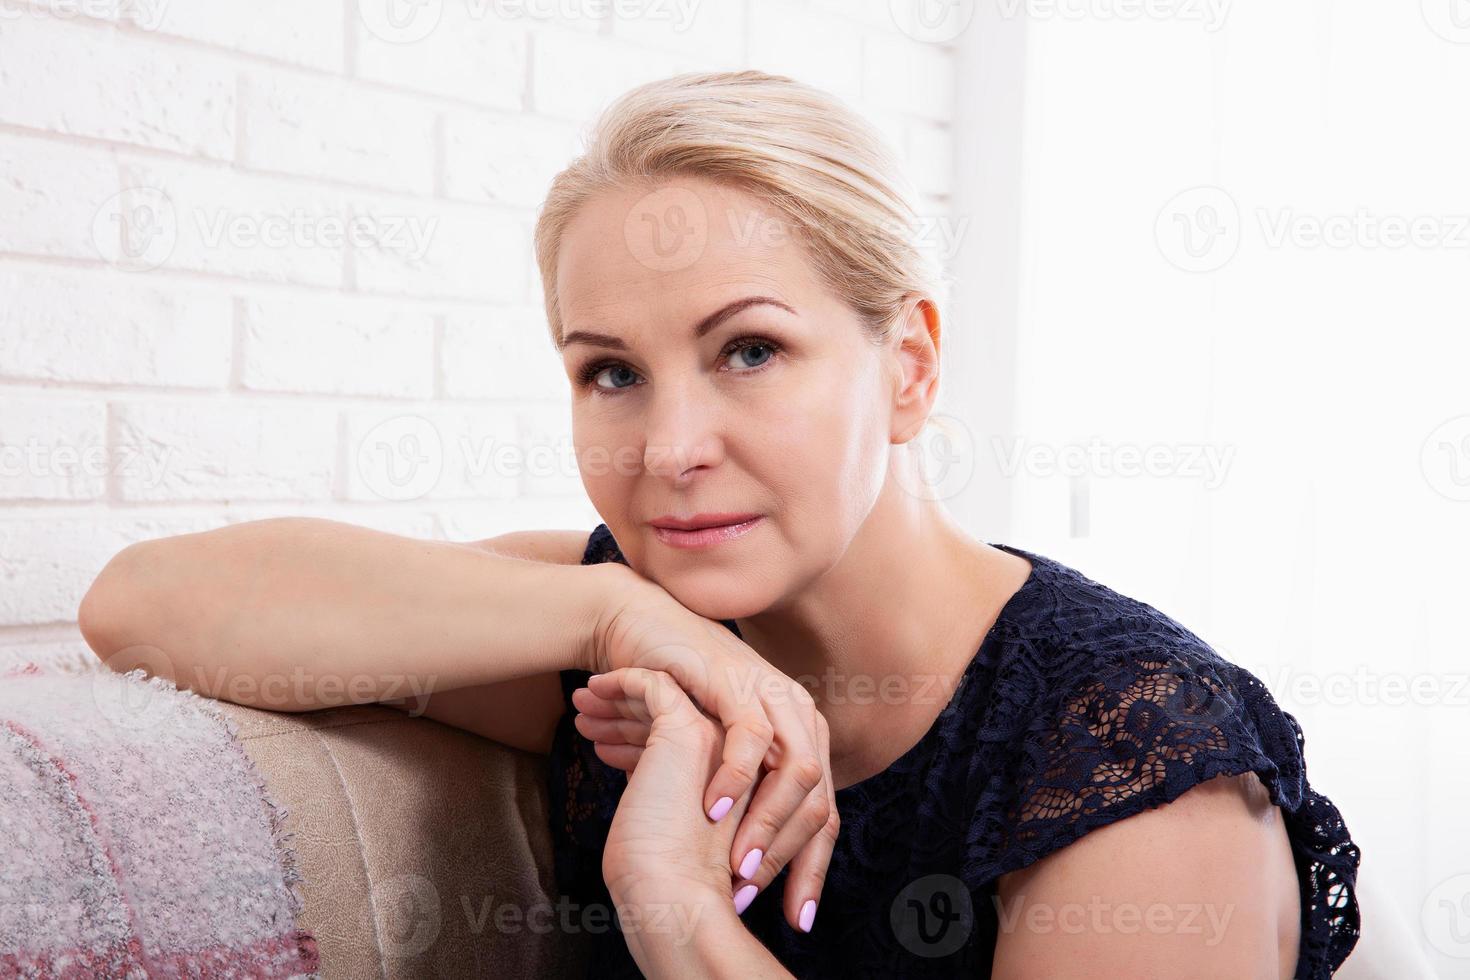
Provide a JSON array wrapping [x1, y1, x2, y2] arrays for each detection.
[[82, 70, 1360, 978]]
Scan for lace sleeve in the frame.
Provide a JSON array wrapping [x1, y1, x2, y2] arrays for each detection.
[[965, 631, 1361, 978]]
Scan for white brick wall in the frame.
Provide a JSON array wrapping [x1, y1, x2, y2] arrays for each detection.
[[0, 0, 957, 647]]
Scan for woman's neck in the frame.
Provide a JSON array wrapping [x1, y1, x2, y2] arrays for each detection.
[[730, 479, 1033, 788]]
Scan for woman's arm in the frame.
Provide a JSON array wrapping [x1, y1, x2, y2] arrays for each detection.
[[990, 771, 1301, 979], [585, 665, 797, 979], [612, 881, 794, 979], [77, 517, 641, 715]]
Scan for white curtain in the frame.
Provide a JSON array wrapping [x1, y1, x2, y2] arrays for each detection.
[[951, 2, 1469, 972]]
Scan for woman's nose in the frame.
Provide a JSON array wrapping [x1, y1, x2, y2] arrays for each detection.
[[641, 388, 725, 483]]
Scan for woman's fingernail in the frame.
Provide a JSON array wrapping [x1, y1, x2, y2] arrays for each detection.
[[799, 899, 817, 933], [733, 884, 758, 915], [739, 847, 763, 879], [707, 796, 734, 821]]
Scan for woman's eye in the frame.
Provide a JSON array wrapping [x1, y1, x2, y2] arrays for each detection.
[[590, 364, 640, 391], [580, 338, 780, 395], [724, 341, 775, 370]]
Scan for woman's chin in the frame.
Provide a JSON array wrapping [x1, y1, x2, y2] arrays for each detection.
[[657, 578, 769, 623]]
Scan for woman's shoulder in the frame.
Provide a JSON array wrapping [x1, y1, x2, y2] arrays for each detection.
[[968, 544, 1362, 976], [974, 544, 1312, 825], [982, 544, 1261, 718]]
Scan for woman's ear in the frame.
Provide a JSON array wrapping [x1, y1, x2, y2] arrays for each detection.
[[888, 294, 942, 445]]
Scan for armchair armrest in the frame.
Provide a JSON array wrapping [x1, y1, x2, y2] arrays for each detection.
[[216, 700, 590, 978]]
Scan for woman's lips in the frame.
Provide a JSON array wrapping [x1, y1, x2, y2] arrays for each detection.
[[651, 515, 763, 549]]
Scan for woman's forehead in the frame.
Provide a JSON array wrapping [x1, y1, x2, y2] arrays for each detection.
[[559, 214, 822, 330]]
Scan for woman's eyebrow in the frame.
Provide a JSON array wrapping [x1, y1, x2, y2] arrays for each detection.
[[560, 295, 797, 352]]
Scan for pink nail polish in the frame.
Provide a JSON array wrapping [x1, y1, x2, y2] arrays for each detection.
[[707, 796, 734, 821], [733, 884, 758, 915], [739, 847, 763, 879], [799, 899, 817, 932]]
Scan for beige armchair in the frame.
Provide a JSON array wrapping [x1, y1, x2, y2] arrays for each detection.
[[216, 699, 591, 978]]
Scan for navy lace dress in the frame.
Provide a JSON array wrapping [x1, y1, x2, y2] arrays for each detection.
[[546, 524, 1361, 978]]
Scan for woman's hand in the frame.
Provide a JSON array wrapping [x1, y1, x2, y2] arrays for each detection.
[[591, 667, 797, 978], [586, 587, 837, 933]]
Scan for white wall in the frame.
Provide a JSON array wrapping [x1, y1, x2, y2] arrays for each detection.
[[0, 0, 957, 661], [960, 1, 1467, 973]]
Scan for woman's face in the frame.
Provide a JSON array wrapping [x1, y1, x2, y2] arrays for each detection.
[[555, 176, 903, 619]]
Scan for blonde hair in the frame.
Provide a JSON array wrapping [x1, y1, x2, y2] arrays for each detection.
[[533, 69, 947, 352]]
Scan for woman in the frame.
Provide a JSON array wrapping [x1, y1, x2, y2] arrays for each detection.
[[532, 70, 1358, 977], [79, 70, 1360, 977]]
